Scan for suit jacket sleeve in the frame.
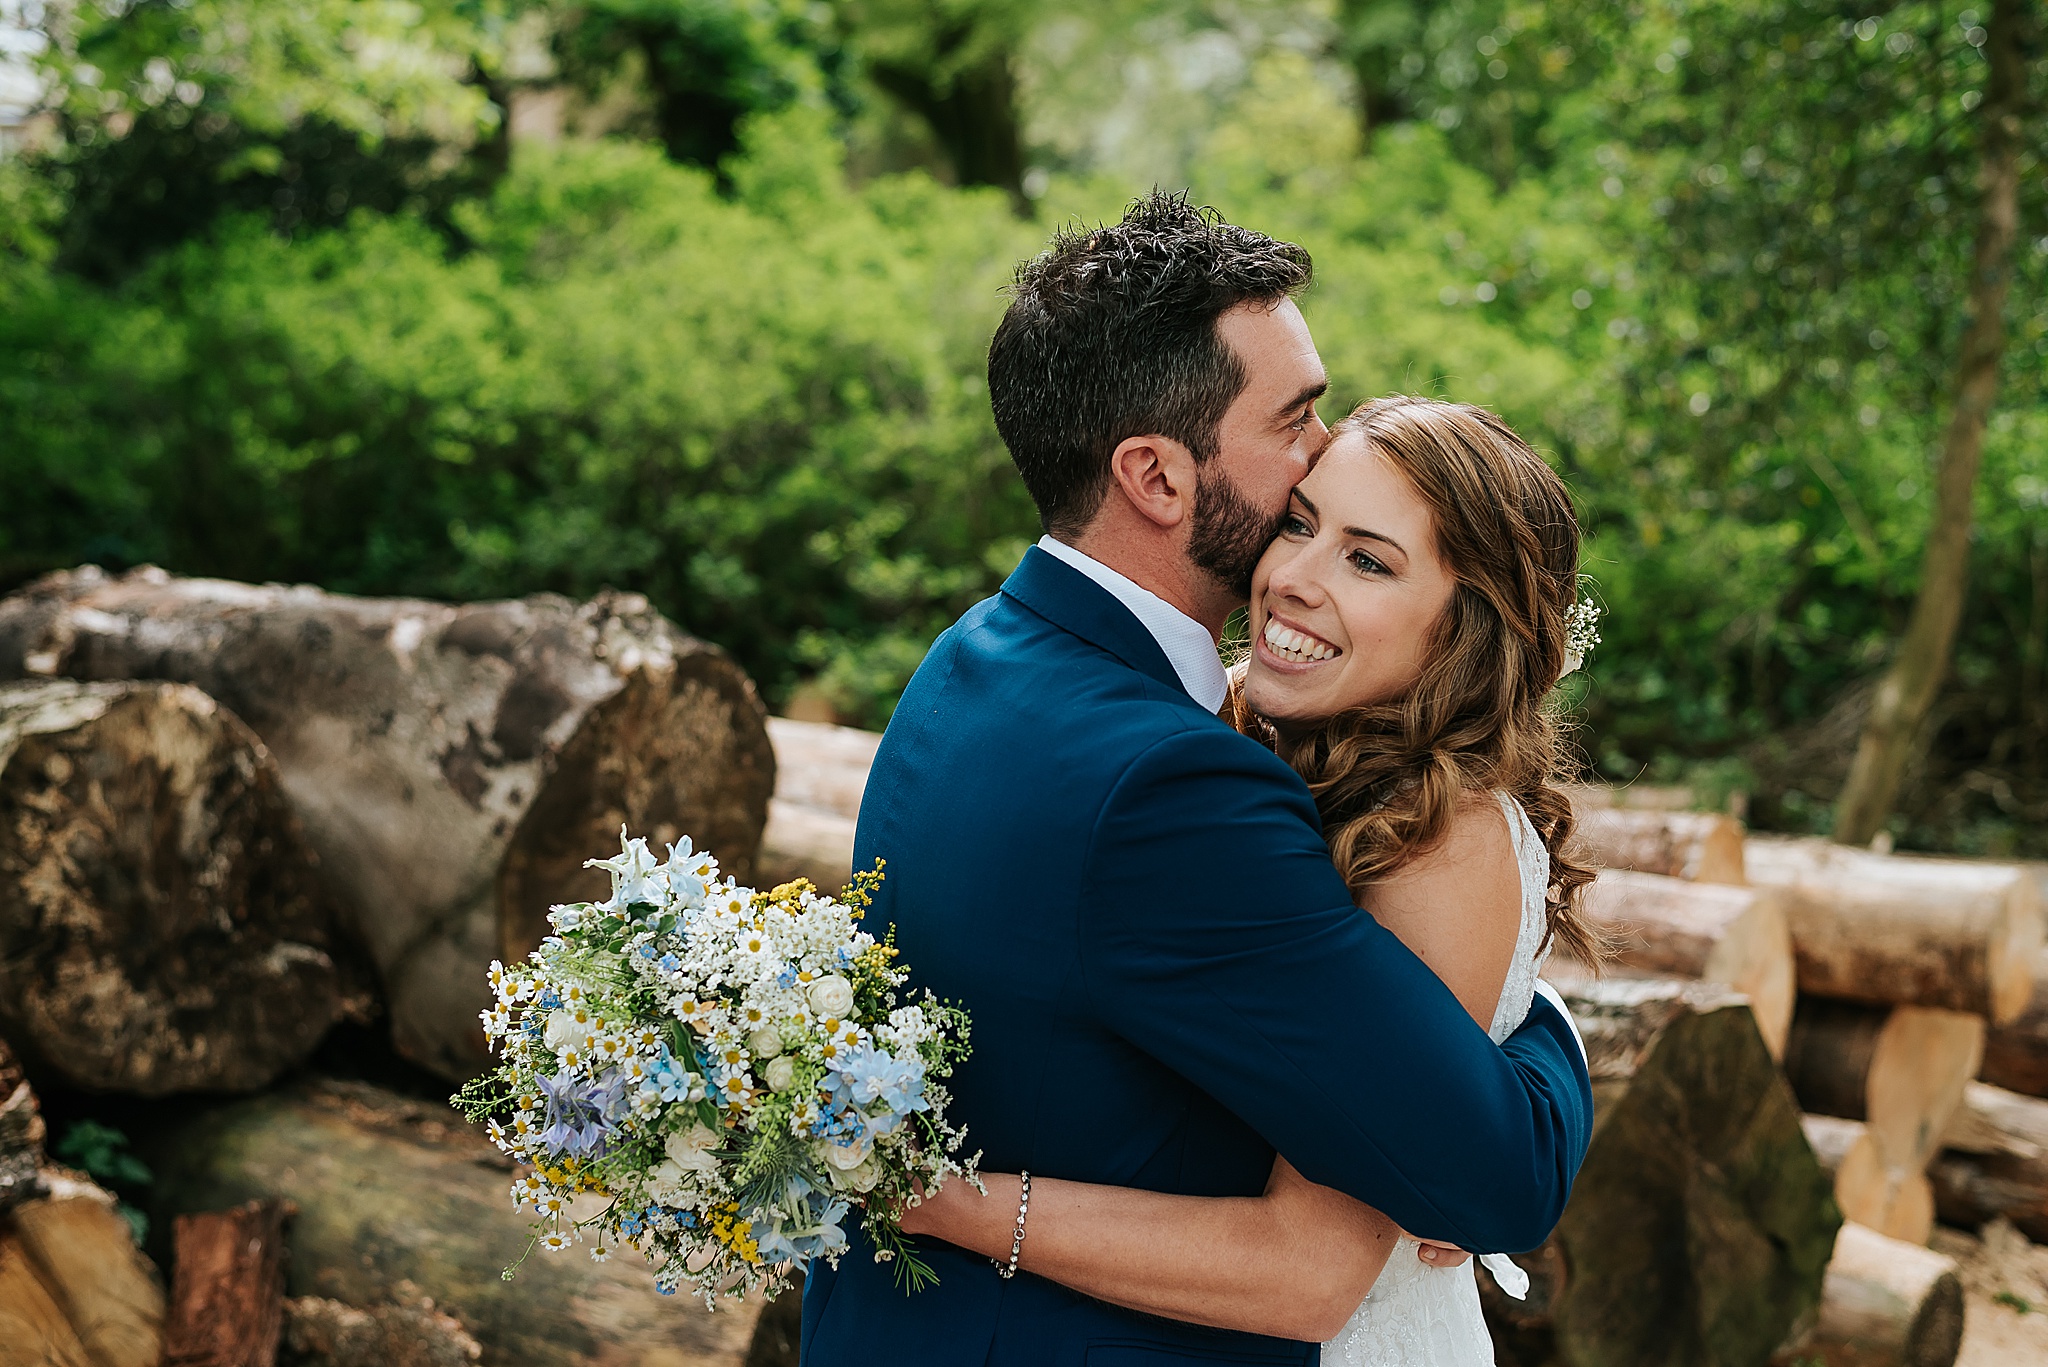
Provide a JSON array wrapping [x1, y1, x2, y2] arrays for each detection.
[[1078, 723, 1593, 1254]]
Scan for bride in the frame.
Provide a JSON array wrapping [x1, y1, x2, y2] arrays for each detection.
[[899, 394, 1606, 1364]]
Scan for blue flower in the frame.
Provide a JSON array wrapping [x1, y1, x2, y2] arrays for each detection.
[[535, 1070, 620, 1158], [825, 1045, 929, 1125]]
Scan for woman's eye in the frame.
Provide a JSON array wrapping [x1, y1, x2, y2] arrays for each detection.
[[1281, 513, 1312, 536], [1349, 550, 1389, 576]]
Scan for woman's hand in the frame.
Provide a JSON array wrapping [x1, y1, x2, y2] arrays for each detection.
[[1267, 1159, 1468, 1269]]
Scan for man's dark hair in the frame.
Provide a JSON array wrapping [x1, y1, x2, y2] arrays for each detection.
[[988, 191, 1314, 537]]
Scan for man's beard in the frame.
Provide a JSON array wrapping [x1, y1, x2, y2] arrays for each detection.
[[1187, 461, 1283, 599]]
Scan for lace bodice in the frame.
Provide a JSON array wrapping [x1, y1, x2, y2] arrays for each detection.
[[1321, 792, 1552, 1367]]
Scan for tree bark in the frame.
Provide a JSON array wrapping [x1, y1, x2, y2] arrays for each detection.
[[867, 35, 1029, 214], [146, 1080, 766, 1367], [11, 1179, 167, 1367], [0, 1036, 44, 1213], [1784, 999, 1983, 1242], [1572, 807, 1748, 885], [1578, 870, 1795, 1057], [1833, 0, 2026, 845], [1980, 947, 2048, 1098], [1479, 978, 1838, 1367], [1771, 1222, 1964, 1367], [162, 1200, 292, 1367], [1928, 1081, 2048, 1243], [0, 568, 775, 1081], [0, 679, 350, 1095], [1746, 837, 2043, 1023]]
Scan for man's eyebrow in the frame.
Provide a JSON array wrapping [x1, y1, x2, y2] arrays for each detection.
[[1277, 378, 1330, 417]]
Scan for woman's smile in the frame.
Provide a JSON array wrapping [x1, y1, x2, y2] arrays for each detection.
[[1256, 611, 1343, 667]]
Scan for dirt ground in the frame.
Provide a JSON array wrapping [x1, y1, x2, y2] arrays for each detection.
[[1932, 1219, 2048, 1365]]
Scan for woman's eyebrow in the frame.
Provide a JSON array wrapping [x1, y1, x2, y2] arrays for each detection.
[[1291, 489, 1317, 516], [1344, 526, 1406, 556]]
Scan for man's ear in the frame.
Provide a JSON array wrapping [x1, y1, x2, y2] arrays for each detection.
[[1106, 434, 1199, 530]]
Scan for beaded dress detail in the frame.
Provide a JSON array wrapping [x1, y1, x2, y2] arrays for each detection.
[[1320, 791, 1551, 1367]]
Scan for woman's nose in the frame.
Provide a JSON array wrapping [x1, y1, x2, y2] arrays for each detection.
[[1265, 544, 1323, 607]]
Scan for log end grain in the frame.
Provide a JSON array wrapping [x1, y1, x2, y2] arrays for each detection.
[[11, 1192, 166, 1367], [0, 681, 347, 1096], [1773, 1221, 1963, 1367]]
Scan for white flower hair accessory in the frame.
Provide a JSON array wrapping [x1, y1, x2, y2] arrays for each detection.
[[1559, 597, 1602, 681]]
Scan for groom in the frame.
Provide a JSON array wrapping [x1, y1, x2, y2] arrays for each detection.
[[799, 192, 1593, 1365]]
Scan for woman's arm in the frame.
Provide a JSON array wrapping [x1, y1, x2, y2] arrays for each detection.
[[901, 1157, 1398, 1343], [898, 793, 1529, 1339]]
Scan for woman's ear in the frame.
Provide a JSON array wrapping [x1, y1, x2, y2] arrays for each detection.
[[1106, 434, 1199, 530]]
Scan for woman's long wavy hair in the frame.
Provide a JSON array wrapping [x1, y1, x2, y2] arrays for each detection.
[[1227, 395, 1606, 967]]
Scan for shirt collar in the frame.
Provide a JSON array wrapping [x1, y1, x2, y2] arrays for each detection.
[[1035, 535, 1231, 713]]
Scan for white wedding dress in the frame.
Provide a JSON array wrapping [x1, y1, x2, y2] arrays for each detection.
[[1321, 791, 1552, 1367]]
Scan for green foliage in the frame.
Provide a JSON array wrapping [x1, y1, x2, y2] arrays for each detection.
[[53, 1120, 152, 1243], [2, 0, 2045, 853]]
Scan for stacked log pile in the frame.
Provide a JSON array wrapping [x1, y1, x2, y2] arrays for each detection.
[[0, 568, 776, 1081]]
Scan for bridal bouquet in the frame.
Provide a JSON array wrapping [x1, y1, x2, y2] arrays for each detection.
[[454, 829, 976, 1305]]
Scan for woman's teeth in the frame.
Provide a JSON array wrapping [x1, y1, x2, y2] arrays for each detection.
[[1262, 619, 1339, 662]]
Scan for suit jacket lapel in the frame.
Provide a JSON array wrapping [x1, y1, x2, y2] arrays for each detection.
[[999, 546, 1194, 700]]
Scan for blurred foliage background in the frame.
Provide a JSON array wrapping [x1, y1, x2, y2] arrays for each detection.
[[0, 0, 2043, 854]]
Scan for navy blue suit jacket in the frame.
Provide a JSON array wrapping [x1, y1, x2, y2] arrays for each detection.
[[800, 547, 1592, 1366]]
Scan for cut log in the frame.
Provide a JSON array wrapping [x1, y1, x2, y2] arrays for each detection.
[[146, 1080, 763, 1367], [1573, 807, 1748, 885], [0, 680, 348, 1095], [11, 1179, 166, 1367], [0, 568, 776, 1081], [757, 801, 857, 894], [1771, 1222, 1963, 1367], [0, 1230, 94, 1367], [1785, 1000, 1982, 1243], [1567, 783, 1700, 813], [1980, 947, 2048, 1099], [764, 718, 878, 822], [1928, 1081, 2048, 1243], [162, 1200, 292, 1367], [280, 1296, 482, 1367], [1580, 870, 1795, 1057], [1799, 1114, 1936, 1245], [1745, 837, 2044, 1023], [1478, 978, 1838, 1367], [0, 1037, 44, 1212]]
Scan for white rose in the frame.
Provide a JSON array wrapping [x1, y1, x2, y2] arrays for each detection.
[[646, 1159, 693, 1207], [821, 1135, 872, 1171], [807, 975, 855, 1020], [764, 1056, 797, 1092], [543, 1009, 592, 1053], [747, 1025, 784, 1059], [664, 1124, 723, 1173], [828, 1153, 882, 1193]]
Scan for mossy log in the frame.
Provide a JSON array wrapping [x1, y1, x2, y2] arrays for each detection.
[[1479, 978, 1839, 1367], [0, 679, 348, 1095], [146, 1080, 765, 1367], [1745, 837, 2043, 1024], [0, 568, 775, 1081], [1770, 1222, 1963, 1367], [1928, 1081, 2048, 1243]]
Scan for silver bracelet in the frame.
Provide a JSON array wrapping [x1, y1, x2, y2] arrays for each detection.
[[994, 1171, 1031, 1279]]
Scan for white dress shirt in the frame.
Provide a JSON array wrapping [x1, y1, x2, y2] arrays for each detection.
[[1035, 535, 1230, 713]]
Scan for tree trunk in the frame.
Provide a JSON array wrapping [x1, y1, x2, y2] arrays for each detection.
[[868, 36, 1029, 214], [0, 679, 350, 1095], [756, 719, 874, 892], [11, 1180, 167, 1367], [1572, 807, 1747, 885], [1784, 999, 1983, 1242], [1578, 870, 1795, 1057], [1833, 0, 2026, 845], [1928, 1081, 2048, 1243], [1746, 838, 2043, 1023], [0, 568, 776, 1081], [1771, 1222, 1964, 1367], [1981, 947, 2048, 1098], [163, 1200, 292, 1367], [146, 1080, 767, 1367], [1479, 978, 1838, 1367]]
